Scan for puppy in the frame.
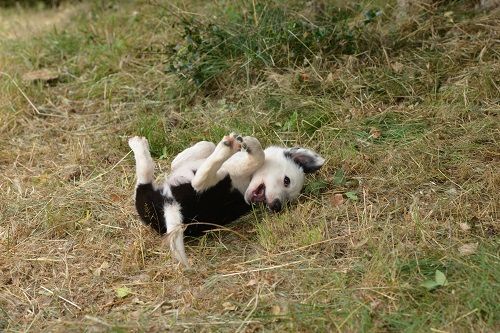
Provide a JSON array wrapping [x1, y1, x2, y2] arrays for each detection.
[[128, 133, 324, 266]]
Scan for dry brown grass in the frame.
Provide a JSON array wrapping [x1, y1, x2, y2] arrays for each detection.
[[0, 1, 499, 332]]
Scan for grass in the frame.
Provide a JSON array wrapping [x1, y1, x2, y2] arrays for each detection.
[[0, 0, 499, 331]]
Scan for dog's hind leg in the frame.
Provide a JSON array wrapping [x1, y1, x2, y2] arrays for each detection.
[[129, 136, 189, 266], [129, 136, 168, 233], [191, 133, 242, 192], [129, 136, 155, 184], [171, 141, 216, 172]]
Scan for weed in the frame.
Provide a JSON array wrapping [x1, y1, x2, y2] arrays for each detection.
[[166, 1, 377, 94]]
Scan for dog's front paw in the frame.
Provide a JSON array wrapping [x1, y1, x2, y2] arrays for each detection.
[[221, 132, 243, 153], [210, 133, 242, 162], [239, 136, 262, 155], [128, 136, 149, 153]]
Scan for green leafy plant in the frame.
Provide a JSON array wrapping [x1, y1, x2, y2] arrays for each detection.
[[345, 191, 358, 201], [304, 180, 328, 195], [334, 169, 347, 186], [421, 270, 449, 291], [166, 3, 373, 94]]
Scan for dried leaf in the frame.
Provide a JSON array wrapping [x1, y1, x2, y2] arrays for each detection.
[[445, 187, 458, 196], [325, 72, 335, 83], [246, 279, 258, 286], [444, 11, 454, 22], [110, 193, 122, 202], [222, 301, 237, 311], [271, 303, 288, 316], [369, 127, 382, 139], [391, 62, 404, 73], [131, 273, 150, 283], [132, 297, 145, 305], [270, 305, 282, 316], [330, 193, 345, 207], [458, 243, 478, 256], [459, 223, 471, 231], [63, 165, 82, 181], [22, 69, 59, 83], [370, 299, 381, 310], [353, 238, 368, 249], [93, 261, 110, 277]]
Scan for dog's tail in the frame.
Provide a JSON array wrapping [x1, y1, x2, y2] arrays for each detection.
[[164, 201, 189, 266]]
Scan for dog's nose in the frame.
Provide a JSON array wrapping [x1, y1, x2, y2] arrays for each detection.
[[269, 199, 282, 212]]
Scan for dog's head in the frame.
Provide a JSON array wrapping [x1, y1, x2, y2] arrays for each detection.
[[244, 146, 324, 212]]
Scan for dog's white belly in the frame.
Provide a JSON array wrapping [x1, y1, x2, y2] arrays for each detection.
[[167, 160, 202, 187], [227, 175, 251, 196], [167, 158, 251, 196]]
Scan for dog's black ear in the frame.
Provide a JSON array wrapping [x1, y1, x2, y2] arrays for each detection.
[[284, 148, 325, 173]]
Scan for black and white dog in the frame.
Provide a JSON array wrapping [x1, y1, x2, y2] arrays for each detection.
[[129, 133, 324, 266]]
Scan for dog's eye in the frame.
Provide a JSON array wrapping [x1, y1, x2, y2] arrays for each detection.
[[284, 176, 290, 187]]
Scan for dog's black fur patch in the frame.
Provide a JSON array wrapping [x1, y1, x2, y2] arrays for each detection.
[[135, 183, 167, 234], [284, 148, 323, 173], [135, 175, 251, 237], [171, 175, 251, 236]]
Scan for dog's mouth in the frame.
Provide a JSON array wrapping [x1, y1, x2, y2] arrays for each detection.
[[250, 183, 266, 203]]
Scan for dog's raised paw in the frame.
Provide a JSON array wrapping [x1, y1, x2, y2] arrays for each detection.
[[128, 136, 149, 152], [222, 132, 242, 152], [239, 136, 262, 155]]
